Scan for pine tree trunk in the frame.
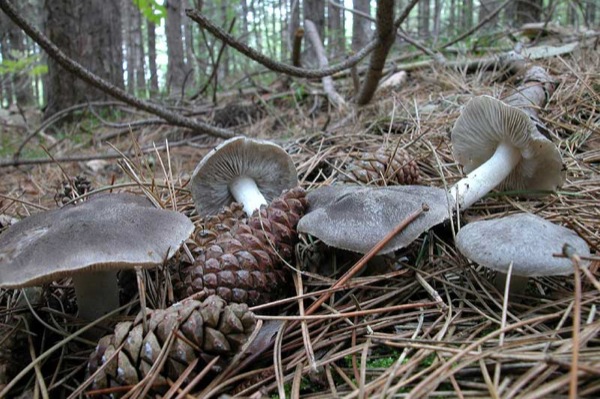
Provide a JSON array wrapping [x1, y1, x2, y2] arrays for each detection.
[[183, 0, 196, 88], [134, 4, 147, 95], [165, 0, 187, 96], [124, 0, 135, 94], [328, 1, 344, 58], [147, 19, 159, 94], [516, 0, 543, 24], [461, 0, 473, 30], [303, 0, 325, 66], [352, 0, 371, 52], [43, 0, 124, 119], [418, 0, 430, 39]]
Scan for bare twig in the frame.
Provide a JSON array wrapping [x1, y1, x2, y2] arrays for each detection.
[[0, 0, 235, 139], [185, 8, 380, 79]]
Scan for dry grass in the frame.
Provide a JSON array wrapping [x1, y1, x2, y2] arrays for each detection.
[[0, 43, 599, 398]]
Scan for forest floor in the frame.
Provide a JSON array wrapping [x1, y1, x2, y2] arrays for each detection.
[[1, 36, 600, 398]]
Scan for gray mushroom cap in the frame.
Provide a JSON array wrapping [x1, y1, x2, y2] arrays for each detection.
[[451, 95, 564, 193], [191, 136, 298, 216], [456, 213, 590, 277], [297, 185, 450, 254], [0, 193, 194, 288]]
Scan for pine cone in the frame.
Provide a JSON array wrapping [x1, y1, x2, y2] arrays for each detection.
[[54, 175, 94, 206], [173, 187, 308, 306], [88, 296, 256, 392], [341, 147, 420, 186], [195, 202, 246, 247]]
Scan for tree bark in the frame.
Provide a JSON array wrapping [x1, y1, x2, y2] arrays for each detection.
[[303, 0, 325, 66], [147, 19, 159, 94], [183, 0, 196, 87], [328, 0, 344, 58], [165, 0, 187, 96], [124, 0, 135, 93], [515, 0, 543, 25], [418, 0, 430, 39], [43, 0, 124, 119], [461, 0, 473, 30], [352, 0, 371, 52], [355, 0, 395, 105], [134, 4, 147, 95]]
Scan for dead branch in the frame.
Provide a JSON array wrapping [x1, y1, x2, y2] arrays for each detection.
[[303, 20, 346, 109], [0, 0, 235, 140], [185, 8, 380, 79]]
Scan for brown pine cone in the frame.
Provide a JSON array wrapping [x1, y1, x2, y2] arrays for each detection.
[[341, 147, 420, 186], [195, 202, 246, 247], [88, 296, 256, 392], [173, 187, 308, 306], [54, 175, 94, 206]]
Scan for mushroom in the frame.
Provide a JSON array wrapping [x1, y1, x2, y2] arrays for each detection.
[[449, 95, 564, 210], [297, 185, 450, 255], [455, 213, 590, 293], [191, 136, 298, 216], [0, 193, 194, 321]]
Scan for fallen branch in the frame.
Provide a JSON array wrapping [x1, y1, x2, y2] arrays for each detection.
[[303, 19, 346, 109], [0, 0, 235, 140]]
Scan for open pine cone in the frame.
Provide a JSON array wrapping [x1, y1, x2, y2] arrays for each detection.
[[54, 175, 94, 206], [172, 187, 308, 306], [88, 295, 256, 392], [341, 147, 420, 186]]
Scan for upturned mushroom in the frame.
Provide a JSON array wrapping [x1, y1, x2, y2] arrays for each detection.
[[449, 95, 564, 210], [456, 213, 590, 293], [0, 193, 194, 321], [191, 136, 298, 216], [297, 185, 450, 255]]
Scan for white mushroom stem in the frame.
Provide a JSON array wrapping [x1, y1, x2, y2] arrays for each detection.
[[229, 175, 268, 216], [448, 141, 521, 210], [73, 271, 120, 321]]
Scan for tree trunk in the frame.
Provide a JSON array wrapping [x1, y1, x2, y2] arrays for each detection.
[[328, 0, 344, 58], [134, 4, 147, 96], [303, 0, 325, 66], [515, 0, 543, 24], [124, 0, 135, 94], [165, 0, 187, 96], [288, 0, 300, 57], [461, 0, 473, 30], [352, 0, 371, 52], [418, 0, 430, 39], [183, 0, 196, 88], [147, 19, 159, 94], [43, 0, 124, 119]]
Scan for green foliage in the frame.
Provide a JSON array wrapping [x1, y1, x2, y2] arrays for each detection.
[[0, 52, 46, 77], [133, 0, 166, 25]]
